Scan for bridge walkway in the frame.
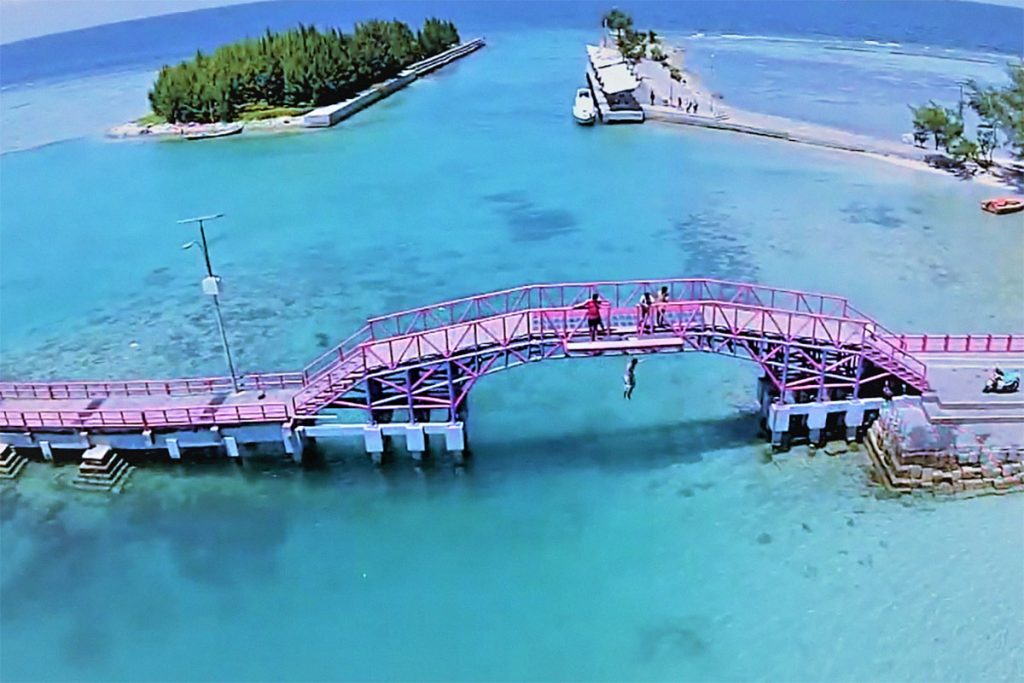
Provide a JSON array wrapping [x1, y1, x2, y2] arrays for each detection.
[[3, 279, 1015, 435]]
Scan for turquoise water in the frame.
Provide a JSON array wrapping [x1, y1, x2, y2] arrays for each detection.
[[2, 16, 1024, 683]]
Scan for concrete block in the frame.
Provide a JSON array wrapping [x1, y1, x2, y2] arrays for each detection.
[[444, 424, 465, 452], [406, 426, 426, 457], [909, 464, 922, 479], [768, 405, 790, 434], [1001, 465, 1014, 478], [224, 436, 239, 458], [844, 405, 866, 427], [920, 468, 934, 484], [167, 438, 181, 461], [282, 427, 306, 464], [806, 405, 828, 431], [363, 426, 384, 455], [39, 440, 53, 462]]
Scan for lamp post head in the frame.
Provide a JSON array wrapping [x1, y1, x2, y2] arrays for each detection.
[[177, 213, 225, 225]]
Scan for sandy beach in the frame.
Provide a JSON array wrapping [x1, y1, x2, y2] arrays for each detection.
[[633, 44, 1021, 191]]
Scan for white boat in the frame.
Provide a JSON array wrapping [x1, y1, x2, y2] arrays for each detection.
[[572, 87, 597, 125]]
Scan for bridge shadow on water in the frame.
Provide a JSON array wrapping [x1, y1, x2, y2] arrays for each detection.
[[466, 410, 763, 474]]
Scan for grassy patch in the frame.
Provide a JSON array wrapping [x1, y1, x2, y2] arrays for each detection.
[[135, 111, 166, 126], [236, 106, 310, 122]]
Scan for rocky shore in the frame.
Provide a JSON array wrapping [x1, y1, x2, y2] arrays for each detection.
[[866, 409, 1024, 495]]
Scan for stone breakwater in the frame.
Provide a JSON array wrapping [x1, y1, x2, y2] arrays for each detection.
[[866, 410, 1024, 495]]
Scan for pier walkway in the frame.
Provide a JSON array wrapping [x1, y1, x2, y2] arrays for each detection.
[[1, 278, 1020, 465]]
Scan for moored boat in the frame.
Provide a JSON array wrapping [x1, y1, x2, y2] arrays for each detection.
[[572, 87, 597, 125], [980, 197, 1024, 215], [182, 123, 245, 140]]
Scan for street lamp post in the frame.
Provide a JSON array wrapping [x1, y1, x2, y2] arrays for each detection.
[[177, 213, 240, 393]]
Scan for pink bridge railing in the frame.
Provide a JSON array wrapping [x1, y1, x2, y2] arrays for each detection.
[[0, 403, 289, 430], [886, 334, 1024, 354], [6, 278, 1012, 431], [362, 279, 853, 340], [0, 373, 304, 401]]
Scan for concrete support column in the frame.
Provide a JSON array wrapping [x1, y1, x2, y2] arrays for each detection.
[[224, 436, 240, 458], [445, 423, 466, 464], [844, 402, 866, 443], [364, 426, 385, 465], [768, 404, 790, 451], [406, 425, 426, 462], [167, 438, 182, 461], [282, 426, 308, 464], [807, 405, 829, 446], [39, 440, 53, 463]]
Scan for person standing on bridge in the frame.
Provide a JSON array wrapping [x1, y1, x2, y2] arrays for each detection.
[[656, 286, 670, 328], [637, 291, 655, 333], [576, 293, 607, 342]]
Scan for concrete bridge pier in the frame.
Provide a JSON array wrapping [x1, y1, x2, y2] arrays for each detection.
[[768, 403, 791, 451], [282, 425, 310, 464], [363, 425, 387, 465], [406, 425, 427, 462], [844, 403, 866, 443], [807, 405, 828, 447], [445, 423, 467, 465]]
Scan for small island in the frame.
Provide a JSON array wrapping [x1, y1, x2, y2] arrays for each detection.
[[111, 17, 479, 139]]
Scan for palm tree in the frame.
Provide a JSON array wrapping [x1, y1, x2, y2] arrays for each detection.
[[601, 8, 633, 40]]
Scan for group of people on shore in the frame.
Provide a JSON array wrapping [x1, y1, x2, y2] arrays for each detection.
[[646, 88, 702, 115]]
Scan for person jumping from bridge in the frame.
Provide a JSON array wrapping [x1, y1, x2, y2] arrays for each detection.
[[576, 293, 607, 342], [623, 357, 640, 399]]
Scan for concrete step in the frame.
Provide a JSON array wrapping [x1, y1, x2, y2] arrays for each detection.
[[71, 447, 132, 493], [0, 444, 28, 480]]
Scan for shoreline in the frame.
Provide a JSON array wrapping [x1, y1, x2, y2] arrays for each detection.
[[634, 45, 1021, 192]]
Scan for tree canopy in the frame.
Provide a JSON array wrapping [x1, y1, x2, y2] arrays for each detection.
[[148, 18, 460, 123], [910, 62, 1024, 165]]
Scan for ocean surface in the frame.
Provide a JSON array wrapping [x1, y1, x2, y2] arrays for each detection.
[[1, 2, 1023, 682]]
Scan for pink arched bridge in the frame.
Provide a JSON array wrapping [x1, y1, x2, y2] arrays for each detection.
[[1, 278, 1020, 433]]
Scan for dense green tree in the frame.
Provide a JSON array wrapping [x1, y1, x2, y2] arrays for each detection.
[[911, 103, 955, 150], [617, 28, 648, 63], [948, 135, 979, 163], [967, 62, 1024, 159], [148, 18, 460, 123]]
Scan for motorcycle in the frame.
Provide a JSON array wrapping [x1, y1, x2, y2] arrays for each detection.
[[983, 372, 1021, 394]]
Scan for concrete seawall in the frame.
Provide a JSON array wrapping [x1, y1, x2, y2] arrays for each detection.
[[303, 38, 485, 128]]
